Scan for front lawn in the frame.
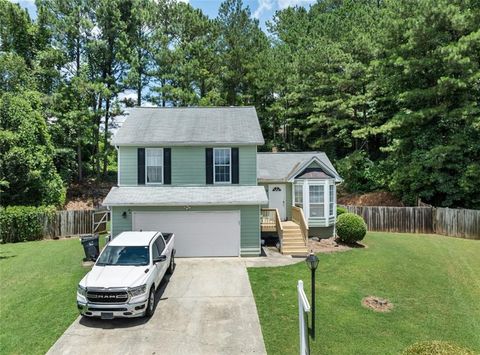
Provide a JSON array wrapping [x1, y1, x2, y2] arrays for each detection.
[[0, 237, 105, 355], [248, 232, 480, 354]]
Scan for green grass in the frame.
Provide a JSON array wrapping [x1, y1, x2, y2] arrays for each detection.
[[0, 237, 106, 355], [248, 232, 480, 355]]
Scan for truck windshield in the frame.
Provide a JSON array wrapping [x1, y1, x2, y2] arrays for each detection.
[[96, 246, 149, 266]]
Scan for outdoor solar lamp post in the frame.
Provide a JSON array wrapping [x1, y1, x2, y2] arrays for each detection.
[[305, 252, 319, 339]]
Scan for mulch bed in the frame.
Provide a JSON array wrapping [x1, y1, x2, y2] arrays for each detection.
[[307, 237, 366, 254]]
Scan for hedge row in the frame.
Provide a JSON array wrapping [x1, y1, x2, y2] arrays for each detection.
[[0, 206, 55, 243]]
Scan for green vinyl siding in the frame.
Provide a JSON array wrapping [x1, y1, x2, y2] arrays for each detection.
[[111, 205, 260, 256], [307, 160, 321, 168], [118, 145, 257, 186], [118, 146, 137, 186], [171, 146, 205, 185], [258, 183, 269, 208], [238, 145, 257, 185]]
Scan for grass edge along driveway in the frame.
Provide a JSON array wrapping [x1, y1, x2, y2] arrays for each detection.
[[0, 237, 105, 355], [247, 232, 480, 355]]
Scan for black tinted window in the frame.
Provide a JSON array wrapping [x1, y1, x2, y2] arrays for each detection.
[[96, 246, 149, 266], [151, 241, 160, 259], [154, 236, 165, 254]]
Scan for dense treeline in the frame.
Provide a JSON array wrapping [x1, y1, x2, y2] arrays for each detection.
[[0, 0, 479, 208]]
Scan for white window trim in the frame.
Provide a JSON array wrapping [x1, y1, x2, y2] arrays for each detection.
[[293, 181, 304, 208], [329, 183, 336, 217], [213, 147, 232, 185], [293, 179, 333, 224], [308, 183, 325, 219], [145, 148, 164, 185]]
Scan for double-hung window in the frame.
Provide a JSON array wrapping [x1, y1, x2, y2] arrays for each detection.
[[329, 184, 335, 216], [309, 185, 324, 218], [214, 148, 231, 184], [294, 184, 303, 208], [146, 148, 163, 184]]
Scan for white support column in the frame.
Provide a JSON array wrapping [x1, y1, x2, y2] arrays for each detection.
[[303, 180, 309, 219], [324, 180, 329, 226]]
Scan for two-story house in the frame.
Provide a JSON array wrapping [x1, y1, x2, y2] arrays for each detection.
[[103, 107, 342, 257]]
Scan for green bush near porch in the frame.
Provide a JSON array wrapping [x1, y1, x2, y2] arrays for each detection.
[[336, 212, 367, 243], [336, 206, 348, 217], [248, 232, 480, 354]]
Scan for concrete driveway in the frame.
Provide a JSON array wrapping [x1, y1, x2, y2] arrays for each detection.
[[48, 258, 266, 355]]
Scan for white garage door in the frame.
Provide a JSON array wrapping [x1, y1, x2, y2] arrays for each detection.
[[132, 211, 241, 257]]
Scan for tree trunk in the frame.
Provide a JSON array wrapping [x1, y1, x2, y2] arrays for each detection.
[[77, 142, 83, 182], [94, 95, 102, 180], [102, 97, 111, 178], [137, 48, 142, 106], [137, 81, 142, 107], [76, 37, 80, 76]]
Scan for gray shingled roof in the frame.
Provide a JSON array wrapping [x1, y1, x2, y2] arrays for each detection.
[[112, 107, 264, 146], [257, 152, 342, 182], [103, 186, 268, 206]]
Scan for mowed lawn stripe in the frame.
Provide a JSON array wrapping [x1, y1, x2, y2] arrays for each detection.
[[0, 238, 104, 355], [247, 232, 480, 355]]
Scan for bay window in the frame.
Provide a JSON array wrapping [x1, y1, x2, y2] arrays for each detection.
[[309, 185, 324, 218], [294, 184, 303, 208], [329, 184, 335, 216], [146, 148, 163, 184]]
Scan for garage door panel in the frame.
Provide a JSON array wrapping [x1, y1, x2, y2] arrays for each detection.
[[132, 211, 240, 257]]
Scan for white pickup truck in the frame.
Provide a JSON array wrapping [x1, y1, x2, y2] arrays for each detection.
[[77, 231, 175, 319]]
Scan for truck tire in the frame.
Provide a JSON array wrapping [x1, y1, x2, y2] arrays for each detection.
[[145, 287, 156, 317], [167, 251, 175, 274]]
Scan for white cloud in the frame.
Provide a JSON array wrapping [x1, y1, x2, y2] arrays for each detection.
[[253, 0, 273, 19], [253, 0, 315, 19], [277, 0, 316, 10]]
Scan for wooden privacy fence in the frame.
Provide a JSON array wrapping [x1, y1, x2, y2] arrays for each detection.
[[42, 209, 109, 238], [435, 208, 480, 239], [343, 206, 480, 239]]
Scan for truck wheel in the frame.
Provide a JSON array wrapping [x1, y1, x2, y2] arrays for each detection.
[[145, 287, 156, 317], [167, 252, 175, 274]]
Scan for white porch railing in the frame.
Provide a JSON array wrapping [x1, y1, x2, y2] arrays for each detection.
[[298, 280, 311, 355]]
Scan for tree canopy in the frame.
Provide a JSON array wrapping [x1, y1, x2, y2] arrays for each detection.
[[0, 0, 478, 208]]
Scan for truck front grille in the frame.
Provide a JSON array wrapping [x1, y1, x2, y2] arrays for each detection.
[[86, 290, 129, 304]]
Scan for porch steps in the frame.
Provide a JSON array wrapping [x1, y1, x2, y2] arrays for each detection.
[[281, 221, 308, 256]]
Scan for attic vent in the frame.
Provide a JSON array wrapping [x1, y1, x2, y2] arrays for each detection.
[[272, 187, 282, 192]]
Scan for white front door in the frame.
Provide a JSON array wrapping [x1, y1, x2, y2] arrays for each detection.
[[268, 184, 286, 220], [132, 211, 241, 257]]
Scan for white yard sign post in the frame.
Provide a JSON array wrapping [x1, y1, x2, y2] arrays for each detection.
[[297, 280, 311, 355]]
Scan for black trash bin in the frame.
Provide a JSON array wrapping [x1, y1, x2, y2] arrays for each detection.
[[80, 234, 100, 261]]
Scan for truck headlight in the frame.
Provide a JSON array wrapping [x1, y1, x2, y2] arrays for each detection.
[[77, 285, 87, 297], [128, 284, 147, 297]]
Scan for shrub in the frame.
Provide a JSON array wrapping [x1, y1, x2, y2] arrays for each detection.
[[402, 341, 474, 355], [336, 206, 348, 217], [0, 206, 55, 243], [336, 213, 367, 243]]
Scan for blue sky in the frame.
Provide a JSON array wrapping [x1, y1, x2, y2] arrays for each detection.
[[12, 0, 316, 31]]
